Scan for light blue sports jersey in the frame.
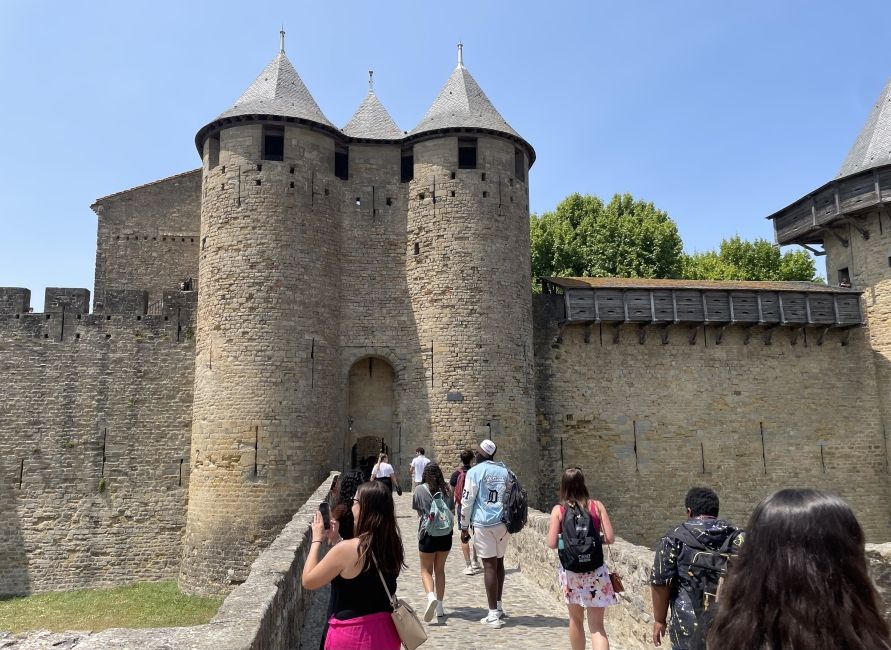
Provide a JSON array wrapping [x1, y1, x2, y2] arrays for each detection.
[[460, 460, 510, 529]]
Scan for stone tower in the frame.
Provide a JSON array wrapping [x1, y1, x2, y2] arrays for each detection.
[[402, 44, 538, 495], [181, 40, 343, 594], [770, 77, 891, 455]]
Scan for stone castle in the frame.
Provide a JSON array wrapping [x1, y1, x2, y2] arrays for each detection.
[[1, 39, 890, 596]]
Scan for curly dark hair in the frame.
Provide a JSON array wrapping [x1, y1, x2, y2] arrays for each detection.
[[708, 489, 891, 650], [422, 462, 450, 500], [685, 486, 719, 517], [331, 470, 363, 540]]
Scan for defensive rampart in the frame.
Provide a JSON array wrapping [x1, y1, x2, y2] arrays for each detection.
[[533, 293, 891, 545], [0, 288, 196, 594]]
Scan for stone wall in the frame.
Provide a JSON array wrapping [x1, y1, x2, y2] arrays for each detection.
[[7, 473, 338, 649], [533, 293, 891, 545], [91, 170, 201, 312], [0, 290, 195, 595], [506, 506, 655, 650], [508, 508, 891, 650]]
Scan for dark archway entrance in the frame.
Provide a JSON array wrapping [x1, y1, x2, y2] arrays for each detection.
[[347, 357, 395, 481]]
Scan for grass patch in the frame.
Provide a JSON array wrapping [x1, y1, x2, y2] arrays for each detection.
[[0, 580, 222, 633]]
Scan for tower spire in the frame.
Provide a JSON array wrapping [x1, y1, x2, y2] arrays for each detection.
[[368, 70, 374, 93], [279, 27, 285, 54], [457, 41, 464, 68]]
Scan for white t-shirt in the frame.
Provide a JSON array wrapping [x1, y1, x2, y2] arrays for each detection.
[[411, 455, 431, 482], [374, 462, 395, 478]]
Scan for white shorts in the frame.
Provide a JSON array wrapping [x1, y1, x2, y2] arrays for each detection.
[[473, 523, 510, 559]]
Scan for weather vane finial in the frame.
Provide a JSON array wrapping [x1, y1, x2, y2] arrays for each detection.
[[369, 70, 374, 92], [279, 27, 285, 54], [457, 41, 464, 67]]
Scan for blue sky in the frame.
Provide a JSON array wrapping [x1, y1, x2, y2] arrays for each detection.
[[2, 1, 890, 309]]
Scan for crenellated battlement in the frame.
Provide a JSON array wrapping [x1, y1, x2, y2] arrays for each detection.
[[0, 287, 196, 345]]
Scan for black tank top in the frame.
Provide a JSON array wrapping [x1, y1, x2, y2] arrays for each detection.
[[330, 563, 397, 620]]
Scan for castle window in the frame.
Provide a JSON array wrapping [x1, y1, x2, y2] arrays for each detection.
[[458, 138, 477, 169], [262, 127, 284, 161], [401, 148, 414, 183], [208, 134, 220, 169], [514, 147, 525, 181], [386, 197, 393, 206], [335, 144, 349, 180], [414, 242, 420, 255], [838, 267, 851, 287]]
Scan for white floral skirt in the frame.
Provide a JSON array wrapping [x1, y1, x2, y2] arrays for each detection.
[[558, 563, 619, 608]]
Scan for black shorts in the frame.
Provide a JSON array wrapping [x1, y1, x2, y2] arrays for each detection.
[[418, 531, 453, 554]]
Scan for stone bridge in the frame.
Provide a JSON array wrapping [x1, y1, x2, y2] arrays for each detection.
[[5, 473, 890, 649]]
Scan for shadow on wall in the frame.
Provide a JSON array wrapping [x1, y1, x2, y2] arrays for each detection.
[[0, 465, 30, 595]]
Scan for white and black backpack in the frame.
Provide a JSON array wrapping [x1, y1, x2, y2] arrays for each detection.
[[558, 502, 604, 573]]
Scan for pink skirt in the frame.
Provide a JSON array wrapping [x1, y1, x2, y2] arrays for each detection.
[[324, 611, 401, 650]]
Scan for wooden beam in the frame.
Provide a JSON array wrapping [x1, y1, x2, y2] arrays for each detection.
[[593, 289, 600, 322], [800, 243, 826, 256], [778, 293, 786, 324], [763, 324, 779, 346], [805, 293, 813, 325], [715, 325, 729, 345], [671, 289, 678, 323], [844, 217, 870, 240], [816, 326, 830, 346], [612, 323, 621, 345], [756, 293, 764, 323], [688, 324, 699, 345], [824, 227, 849, 248], [638, 323, 647, 345], [743, 323, 757, 345], [660, 322, 671, 345], [790, 327, 802, 346]]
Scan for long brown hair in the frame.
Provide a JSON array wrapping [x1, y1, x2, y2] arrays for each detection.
[[708, 489, 891, 650], [354, 480, 405, 575], [559, 467, 590, 509], [422, 462, 450, 500]]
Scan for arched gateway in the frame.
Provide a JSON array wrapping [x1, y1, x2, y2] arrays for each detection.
[[347, 357, 396, 480]]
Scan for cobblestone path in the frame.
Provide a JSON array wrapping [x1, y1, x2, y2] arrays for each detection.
[[299, 493, 619, 650]]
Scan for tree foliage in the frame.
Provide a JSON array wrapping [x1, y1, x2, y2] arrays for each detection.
[[681, 236, 819, 282], [530, 193, 820, 288], [530, 193, 684, 282]]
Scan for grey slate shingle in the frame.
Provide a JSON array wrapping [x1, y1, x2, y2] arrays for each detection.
[[837, 78, 891, 178], [216, 53, 334, 129], [342, 91, 403, 140], [409, 63, 522, 140]]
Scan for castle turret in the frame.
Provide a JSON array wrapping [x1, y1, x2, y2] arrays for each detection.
[[769, 77, 891, 491], [181, 36, 342, 595], [403, 44, 538, 496]]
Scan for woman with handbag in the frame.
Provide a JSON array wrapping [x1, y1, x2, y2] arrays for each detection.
[[412, 462, 454, 622], [546, 467, 618, 650], [302, 479, 406, 650]]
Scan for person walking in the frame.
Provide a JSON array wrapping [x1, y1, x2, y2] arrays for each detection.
[[410, 447, 431, 490], [371, 452, 401, 495], [547, 467, 618, 650], [460, 439, 511, 628], [412, 462, 454, 622], [650, 487, 742, 650], [450, 449, 481, 575], [708, 488, 891, 650], [302, 480, 406, 650]]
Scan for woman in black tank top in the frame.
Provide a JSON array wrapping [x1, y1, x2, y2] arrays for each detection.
[[303, 480, 406, 650]]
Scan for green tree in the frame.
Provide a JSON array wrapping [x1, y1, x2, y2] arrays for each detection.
[[530, 193, 683, 286], [681, 236, 819, 282]]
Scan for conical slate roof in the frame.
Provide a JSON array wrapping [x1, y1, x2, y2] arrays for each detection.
[[837, 78, 891, 178], [409, 53, 522, 141], [342, 89, 403, 140], [215, 52, 334, 128]]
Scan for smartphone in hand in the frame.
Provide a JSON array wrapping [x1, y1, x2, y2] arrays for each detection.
[[319, 502, 330, 530]]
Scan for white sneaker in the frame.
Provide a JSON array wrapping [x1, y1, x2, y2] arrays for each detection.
[[423, 594, 438, 622], [470, 562, 482, 572], [496, 608, 507, 619], [462, 565, 477, 575], [480, 612, 505, 628]]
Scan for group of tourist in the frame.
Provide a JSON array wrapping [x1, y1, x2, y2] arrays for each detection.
[[302, 440, 891, 650]]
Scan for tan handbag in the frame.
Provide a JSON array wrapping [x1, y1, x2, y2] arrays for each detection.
[[373, 553, 428, 650]]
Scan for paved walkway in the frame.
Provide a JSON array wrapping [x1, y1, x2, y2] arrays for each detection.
[[299, 493, 587, 650]]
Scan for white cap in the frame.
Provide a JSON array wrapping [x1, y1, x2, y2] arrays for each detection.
[[477, 439, 497, 457]]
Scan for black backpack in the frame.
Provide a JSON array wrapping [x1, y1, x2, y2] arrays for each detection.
[[673, 525, 743, 650], [501, 469, 528, 534], [558, 502, 604, 573]]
